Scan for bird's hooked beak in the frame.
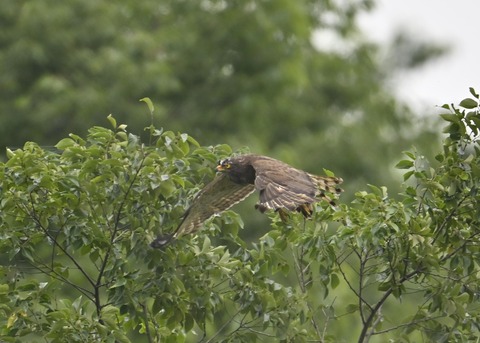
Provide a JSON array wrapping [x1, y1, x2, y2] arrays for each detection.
[[216, 164, 226, 172]]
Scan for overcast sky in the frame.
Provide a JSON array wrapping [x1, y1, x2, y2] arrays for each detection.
[[358, 0, 479, 110]]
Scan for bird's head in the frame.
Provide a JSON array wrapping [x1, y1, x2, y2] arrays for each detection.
[[216, 158, 233, 172], [216, 156, 256, 184]]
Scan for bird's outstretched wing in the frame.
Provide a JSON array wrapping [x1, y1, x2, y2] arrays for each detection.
[[151, 173, 255, 248], [254, 165, 317, 211], [250, 156, 342, 212]]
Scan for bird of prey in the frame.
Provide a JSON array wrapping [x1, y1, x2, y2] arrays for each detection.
[[150, 154, 343, 248]]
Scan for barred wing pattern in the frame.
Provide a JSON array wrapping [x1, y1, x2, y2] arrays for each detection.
[[150, 173, 255, 248], [250, 156, 342, 212]]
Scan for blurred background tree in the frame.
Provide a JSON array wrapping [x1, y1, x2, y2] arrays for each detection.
[[2, 1, 478, 341], [0, 0, 445, 191]]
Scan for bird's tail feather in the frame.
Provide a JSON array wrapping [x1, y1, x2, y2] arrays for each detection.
[[312, 175, 343, 194], [311, 175, 343, 206], [150, 233, 176, 249]]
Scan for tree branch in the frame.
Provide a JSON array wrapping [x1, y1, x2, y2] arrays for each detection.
[[94, 153, 147, 317], [290, 221, 322, 339], [24, 194, 96, 288]]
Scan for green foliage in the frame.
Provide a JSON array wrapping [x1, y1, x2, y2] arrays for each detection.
[[1, 90, 479, 342], [336, 89, 480, 342], [0, 0, 443, 195]]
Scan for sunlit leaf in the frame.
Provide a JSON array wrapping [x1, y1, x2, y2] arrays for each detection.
[[139, 97, 155, 114], [107, 114, 117, 129]]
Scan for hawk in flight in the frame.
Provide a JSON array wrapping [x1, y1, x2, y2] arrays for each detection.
[[151, 154, 343, 248]]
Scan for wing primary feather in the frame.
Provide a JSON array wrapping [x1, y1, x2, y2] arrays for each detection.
[[251, 157, 343, 216], [151, 173, 254, 248]]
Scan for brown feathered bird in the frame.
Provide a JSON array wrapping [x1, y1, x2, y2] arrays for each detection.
[[150, 154, 343, 248]]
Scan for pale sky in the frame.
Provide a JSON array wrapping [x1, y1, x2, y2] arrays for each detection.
[[358, 0, 480, 110]]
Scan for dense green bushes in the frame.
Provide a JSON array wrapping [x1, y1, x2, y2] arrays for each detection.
[[1, 91, 479, 342]]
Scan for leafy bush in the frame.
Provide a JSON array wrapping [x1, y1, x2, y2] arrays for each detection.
[[1, 90, 480, 342]]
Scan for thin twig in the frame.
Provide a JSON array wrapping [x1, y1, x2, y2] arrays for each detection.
[[141, 302, 154, 343], [372, 314, 445, 335], [23, 195, 96, 287], [357, 266, 422, 343], [203, 307, 243, 343], [94, 153, 147, 317], [290, 219, 322, 339]]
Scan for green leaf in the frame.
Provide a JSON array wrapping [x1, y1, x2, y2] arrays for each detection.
[[435, 153, 444, 162], [201, 236, 211, 253], [469, 87, 479, 99], [403, 170, 414, 181], [459, 97, 478, 109], [470, 115, 480, 132], [330, 273, 340, 289], [440, 113, 460, 123], [323, 169, 336, 177], [0, 284, 9, 294], [107, 114, 117, 129], [47, 310, 67, 321], [113, 330, 131, 343], [395, 159, 414, 169], [55, 138, 76, 150], [184, 313, 194, 332], [90, 174, 108, 183], [118, 124, 128, 131], [140, 97, 155, 113], [403, 151, 416, 159], [187, 135, 200, 147], [378, 282, 390, 291], [159, 179, 176, 198], [5, 147, 15, 159], [69, 133, 86, 145]]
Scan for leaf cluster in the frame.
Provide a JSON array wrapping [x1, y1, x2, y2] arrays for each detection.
[[0, 117, 335, 342], [1, 90, 480, 342], [335, 88, 480, 342]]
